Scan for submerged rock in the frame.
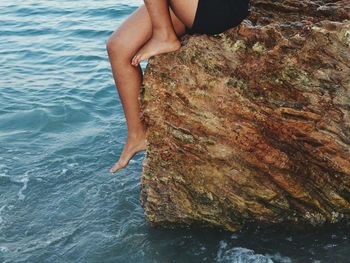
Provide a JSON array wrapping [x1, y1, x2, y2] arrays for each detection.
[[139, 0, 350, 232]]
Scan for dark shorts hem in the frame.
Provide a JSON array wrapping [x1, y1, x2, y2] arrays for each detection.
[[185, 0, 250, 36]]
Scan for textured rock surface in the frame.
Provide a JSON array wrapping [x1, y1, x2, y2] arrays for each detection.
[[139, 0, 350, 232]]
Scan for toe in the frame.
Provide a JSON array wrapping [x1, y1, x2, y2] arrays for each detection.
[[110, 163, 118, 173], [132, 54, 139, 66], [134, 55, 141, 66], [110, 160, 126, 173], [131, 55, 136, 66], [137, 55, 144, 65]]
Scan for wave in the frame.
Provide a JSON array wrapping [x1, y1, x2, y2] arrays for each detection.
[[216, 241, 292, 263]]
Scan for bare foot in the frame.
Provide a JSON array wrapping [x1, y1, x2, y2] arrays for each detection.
[[131, 36, 181, 66], [110, 134, 147, 173]]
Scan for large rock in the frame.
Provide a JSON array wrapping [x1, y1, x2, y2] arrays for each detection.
[[139, 0, 350, 232]]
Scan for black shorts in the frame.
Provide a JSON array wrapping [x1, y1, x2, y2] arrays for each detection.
[[185, 0, 250, 35]]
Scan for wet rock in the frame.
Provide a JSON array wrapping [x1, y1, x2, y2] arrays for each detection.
[[139, 0, 350, 232]]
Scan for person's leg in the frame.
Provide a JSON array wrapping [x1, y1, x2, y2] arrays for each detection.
[[131, 0, 199, 66], [107, 5, 187, 173]]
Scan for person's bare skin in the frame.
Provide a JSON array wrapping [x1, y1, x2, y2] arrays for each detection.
[[107, 0, 199, 173], [131, 0, 180, 66]]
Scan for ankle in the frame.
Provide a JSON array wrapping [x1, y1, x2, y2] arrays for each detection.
[[127, 129, 147, 140], [152, 28, 178, 41]]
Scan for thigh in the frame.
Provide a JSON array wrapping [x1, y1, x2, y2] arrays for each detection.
[[169, 0, 199, 29], [108, 5, 187, 58]]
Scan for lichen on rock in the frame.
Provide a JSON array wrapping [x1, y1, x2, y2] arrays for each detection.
[[139, 0, 350, 232]]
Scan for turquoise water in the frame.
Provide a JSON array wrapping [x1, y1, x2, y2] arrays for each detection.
[[0, 1, 349, 262]]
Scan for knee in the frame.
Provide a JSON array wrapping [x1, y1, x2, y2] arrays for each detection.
[[106, 34, 128, 58], [106, 35, 119, 55]]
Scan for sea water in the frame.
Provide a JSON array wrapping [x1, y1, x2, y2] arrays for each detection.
[[0, 0, 349, 262]]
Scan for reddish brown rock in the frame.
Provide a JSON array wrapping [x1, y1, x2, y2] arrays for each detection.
[[139, 0, 350, 232]]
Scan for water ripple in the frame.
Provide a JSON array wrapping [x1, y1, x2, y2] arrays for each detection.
[[1, 1, 350, 263]]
